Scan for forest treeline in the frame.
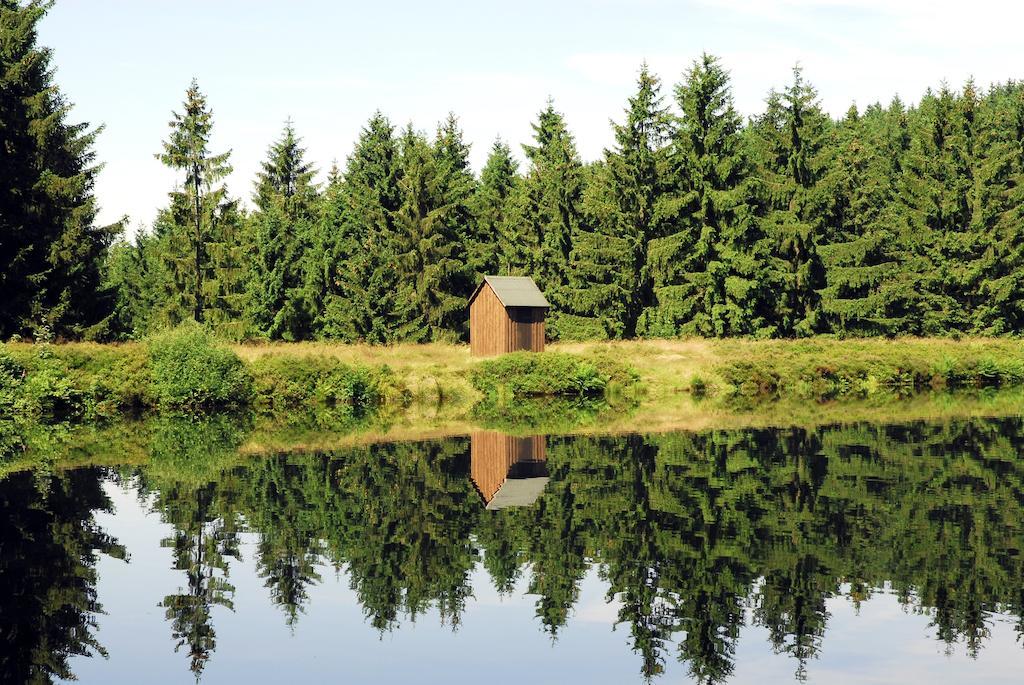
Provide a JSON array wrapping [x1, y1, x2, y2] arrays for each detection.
[[5, 1, 1024, 343], [5, 417, 1024, 682]]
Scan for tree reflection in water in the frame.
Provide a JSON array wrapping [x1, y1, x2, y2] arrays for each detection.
[[4, 415, 1024, 682]]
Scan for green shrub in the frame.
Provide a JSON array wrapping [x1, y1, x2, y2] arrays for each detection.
[[1, 345, 90, 420], [689, 375, 710, 398], [248, 355, 383, 414], [107, 345, 154, 409], [471, 351, 638, 398], [147, 324, 251, 410], [0, 347, 24, 417], [715, 342, 1024, 399]]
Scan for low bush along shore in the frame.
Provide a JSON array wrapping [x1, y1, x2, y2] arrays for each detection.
[[4, 331, 1024, 430]]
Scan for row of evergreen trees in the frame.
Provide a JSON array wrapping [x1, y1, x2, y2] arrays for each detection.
[[6, 1, 1024, 342], [103, 62, 1024, 341]]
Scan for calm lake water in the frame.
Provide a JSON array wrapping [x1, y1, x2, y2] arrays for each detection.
[[3, 416, 1024, 683]]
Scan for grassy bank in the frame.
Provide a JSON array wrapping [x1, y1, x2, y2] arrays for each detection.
[[5, 335, 1024, 449]]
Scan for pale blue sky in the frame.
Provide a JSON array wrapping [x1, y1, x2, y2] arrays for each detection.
[[37, 0, 1024, 234]]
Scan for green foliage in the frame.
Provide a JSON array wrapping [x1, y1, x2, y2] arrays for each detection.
[[11, 415, 1023, 680], [574, 65, 672, 338], [146, 325, 252, 410], [9, 43, 1024, 345], [471, 351, 638, 398], [512, 101, 587, 328], [245, 121, 319, 341], [0, 347, 25, 416], [0, 1, 120, 340], [154, 79, 239, 330], [713, 340, 1024, 399], [474, 139, 519, 277], [471, 396, 626, 434], [642, 54, 765, 337], [747, 66, 831, 337], [391, 123, 474, 341], [248, 355, 383, 414], [316, 113, 405, 341]]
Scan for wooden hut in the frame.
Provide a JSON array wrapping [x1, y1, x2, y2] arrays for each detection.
[[468, 276, 549, 356], [470, 431, 548, 509]]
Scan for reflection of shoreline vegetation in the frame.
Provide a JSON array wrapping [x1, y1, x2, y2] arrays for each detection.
[[9, 388, 1024, 478], [0, 468, 125, 684], [160, 419, 1024, 681], [10, 416, 1024, 682], [471, 395, 637, 434]]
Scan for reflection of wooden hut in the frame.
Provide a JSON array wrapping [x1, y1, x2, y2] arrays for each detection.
[[470, 431, 548, 509], [468, 276, 549, 357]]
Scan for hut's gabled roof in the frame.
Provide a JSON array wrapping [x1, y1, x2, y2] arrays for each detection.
[[470, 276, 550, 308], [486, 477, 550, 510]]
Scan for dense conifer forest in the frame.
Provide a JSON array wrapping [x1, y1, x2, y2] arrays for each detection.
[[5, 1, 1024, 343]]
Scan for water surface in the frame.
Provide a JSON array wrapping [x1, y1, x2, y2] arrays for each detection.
[[3, 417, 1024, 683]]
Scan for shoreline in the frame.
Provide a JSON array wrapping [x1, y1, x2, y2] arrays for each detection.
[[5, 336, 1024, 476]]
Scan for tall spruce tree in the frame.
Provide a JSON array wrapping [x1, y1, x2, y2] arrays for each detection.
[[302, 160, 341, 336], [203, 199, 247, 339], [817, 101, 913, 335], [499, 166, 544, 277], [574, 64, 671, 339], [155, 79, 237, 329], [0, 0, 119, 340], [642, 54, 765, 337], [245, 121, 319, 340], [515, 100, 587, 338], [977, 83, 1024, 333], [473, 139, 520, 277], [748, 67, 831, 337], [389, 124, 472, 341], [896, 85, 976, 334], [433, 114, 479, 285], [317, 112, 403, 342]]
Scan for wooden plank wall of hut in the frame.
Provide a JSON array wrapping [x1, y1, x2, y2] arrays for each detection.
[[470, 284, 508, 356]]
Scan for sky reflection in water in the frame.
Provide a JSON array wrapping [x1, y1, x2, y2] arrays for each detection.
[[2, 419, 1023, 684]]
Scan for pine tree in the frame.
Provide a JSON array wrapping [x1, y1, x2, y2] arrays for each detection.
[[471, 139, 519, 278], [245, 121, 319, 340], [0, 0, 120, 340], [433, 114, 479, 281], [642, 54, 765, 337], [896, 85, 976, 334], [748, 66, 831, 337], [390, 124, 472, 341], [515, 100, 587, 338], [817, 101, 913, 335], [302, 160, 342, 337], [575, 64, 671, 339], [499, 169, 543, 277], [977, 83, 1024, 333], [203, 199, 248, 339], [155, 79, 235, 327], [317, 113, 403, 342]]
